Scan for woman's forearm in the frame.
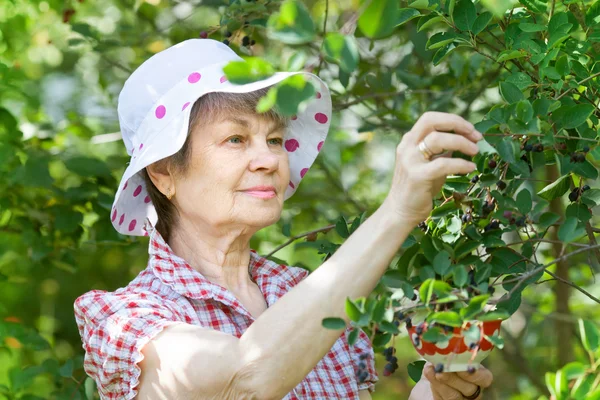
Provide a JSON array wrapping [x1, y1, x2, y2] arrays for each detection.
[[239, 201, 417, 399]]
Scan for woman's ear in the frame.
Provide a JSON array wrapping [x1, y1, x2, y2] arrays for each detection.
[[145, 160, 174, 197]]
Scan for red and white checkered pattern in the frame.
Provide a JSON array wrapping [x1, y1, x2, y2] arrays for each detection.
[[74, 227, 378, 399]]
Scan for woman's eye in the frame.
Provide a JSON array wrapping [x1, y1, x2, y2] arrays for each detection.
[[269, 138, 283, 145], [228, 136, 242, 144]]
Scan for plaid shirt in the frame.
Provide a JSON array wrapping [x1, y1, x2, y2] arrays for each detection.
[[74, 226, 378, 399]]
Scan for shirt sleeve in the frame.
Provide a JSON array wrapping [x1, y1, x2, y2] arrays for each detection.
[[348, 328, 379, 394], [73, 290, 183, 400]]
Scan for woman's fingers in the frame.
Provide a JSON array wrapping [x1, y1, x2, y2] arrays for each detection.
[[435, 372, 480, 398], [422, 156, 478, 179], [424, 365, 470, 400], [407, 111, 482, 145], [456, 366, 494, 388], [422, 131, 480, 158]]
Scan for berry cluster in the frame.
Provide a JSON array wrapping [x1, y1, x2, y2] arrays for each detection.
[[219, 29, 257, 47], [523, 143, 544, 152], [356, 353, 370, 383], [570, 152, 587, 163], [569, 185, 591, 202], [382, 346, 399, 376]]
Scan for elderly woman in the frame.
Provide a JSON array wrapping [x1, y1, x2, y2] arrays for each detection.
[[74, 38, 493, 400]]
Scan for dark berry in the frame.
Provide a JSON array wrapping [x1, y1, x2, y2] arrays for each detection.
[[468, 269, 476, 285], [414, 337, 420, 346], [533, 143, 544, 152], [418, 221, 427, 231], [467, 366, 476, 374], [569, 190, 579, 202], [405, 318, 413, 329], [243, 20, 249, 26], [416, 324, 424, 335], [558, 142, 567, 150], [503, 210, 512, 219], [577, 153, 586, 162], [583, 145, 590, 153], [488, 286, 496, 295], [490, 219, 500, 229], [462, 213, 472, 223], [383, 369, 392, 377], [497, 180, 507, 190], [524, 143, 533, 151], [393, 319, 400, 327], [384, 363, 395, 373], [583, 185, 591, 191], [250, 39, 256, 45], [509, 217, 516, 225], [199, 31, 208, 38], [471, 175, 480, 183], [223, 39, 230, 45], [434, 363, 444, 373], [488, 159, 497, 169], [242, 36, 250, 46], [225, 31, 232, 37], [395, 312, 405, 320], [469, 342, 478, 350]]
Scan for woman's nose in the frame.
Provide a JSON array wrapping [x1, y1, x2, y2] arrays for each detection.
[[248, 146, 280, 172]]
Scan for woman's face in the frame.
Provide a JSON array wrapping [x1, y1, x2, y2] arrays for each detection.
[[173, 112, 290, 232]]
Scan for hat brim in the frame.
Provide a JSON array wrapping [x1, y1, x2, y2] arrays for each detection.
[[111, 62, 332, 236]]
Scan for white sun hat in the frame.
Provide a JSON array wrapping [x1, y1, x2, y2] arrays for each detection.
[[110, 38, 332, 236]]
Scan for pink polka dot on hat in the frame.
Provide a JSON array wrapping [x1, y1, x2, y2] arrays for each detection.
[[111, 38, 332, 236]]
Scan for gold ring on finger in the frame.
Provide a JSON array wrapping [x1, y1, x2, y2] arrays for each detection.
[[418, 138, 435, 161]]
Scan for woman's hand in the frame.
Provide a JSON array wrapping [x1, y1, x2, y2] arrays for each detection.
[[411, 362, 493, 400], [382, 112, 483, 226]]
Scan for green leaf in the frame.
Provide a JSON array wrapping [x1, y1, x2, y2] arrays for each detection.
[[582, 189, 600, 206], [433, 42, 459, 65], [538, 211, 560, 229], [460, 294, 490, 320], [323, 33, 359, 73], [472, 12, 493, 34], [463, 323, 481, 344], [256, 86, 278, 113], [348, 328, 360, 346], [485, 332, 505, 349], [397, 8, 422, 26], [427, 311, 464, 327], [407, 360, 427, 383], [516, 189, 533, 214], [275, 75, 316, 116], [267, 0, 316, 44], [433, 250, 452, 276], [555, 55, 570, 76], [496, 49, 527, 63], [561, 362, 586, 380], [586, 0, 600, 27], [426, 31, 459, 49], [419, 279, 453, 304], [358, 0, 402, 39], [515, 100, 533, 123], [453, 0, 477, 31], [58, 359, 74, 378], [519, 22, 546, 32], [322, 317, 347, 329], [335, 215, 349, 238], [552, 104, 595, 129], [477, 310, 511, 321], [223, 58, 275, 84], [496, 291, 522, 315], [578, 319, 600, 352], [417, 14, 443, 32], [453, 265, 468, 287], [537, 174, 572, 201], [345, 297, 363, 322], [557, 217, 585, 243], [372, 297, 388, 323], [499, 81, 525, 104]]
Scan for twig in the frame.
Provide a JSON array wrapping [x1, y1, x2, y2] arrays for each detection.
[[555, 71, 600, 100], [490, 243, 600, 304], [263, 224, 336, 258]]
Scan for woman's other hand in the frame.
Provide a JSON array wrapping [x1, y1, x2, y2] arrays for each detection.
[[420, 361, 493, 399], [382, 112, 483, 226]]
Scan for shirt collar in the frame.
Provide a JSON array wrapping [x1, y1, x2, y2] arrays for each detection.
[[146, 225, 308, 309]]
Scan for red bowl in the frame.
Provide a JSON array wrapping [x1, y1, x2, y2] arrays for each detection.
[[407, 319, 502, 372]]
